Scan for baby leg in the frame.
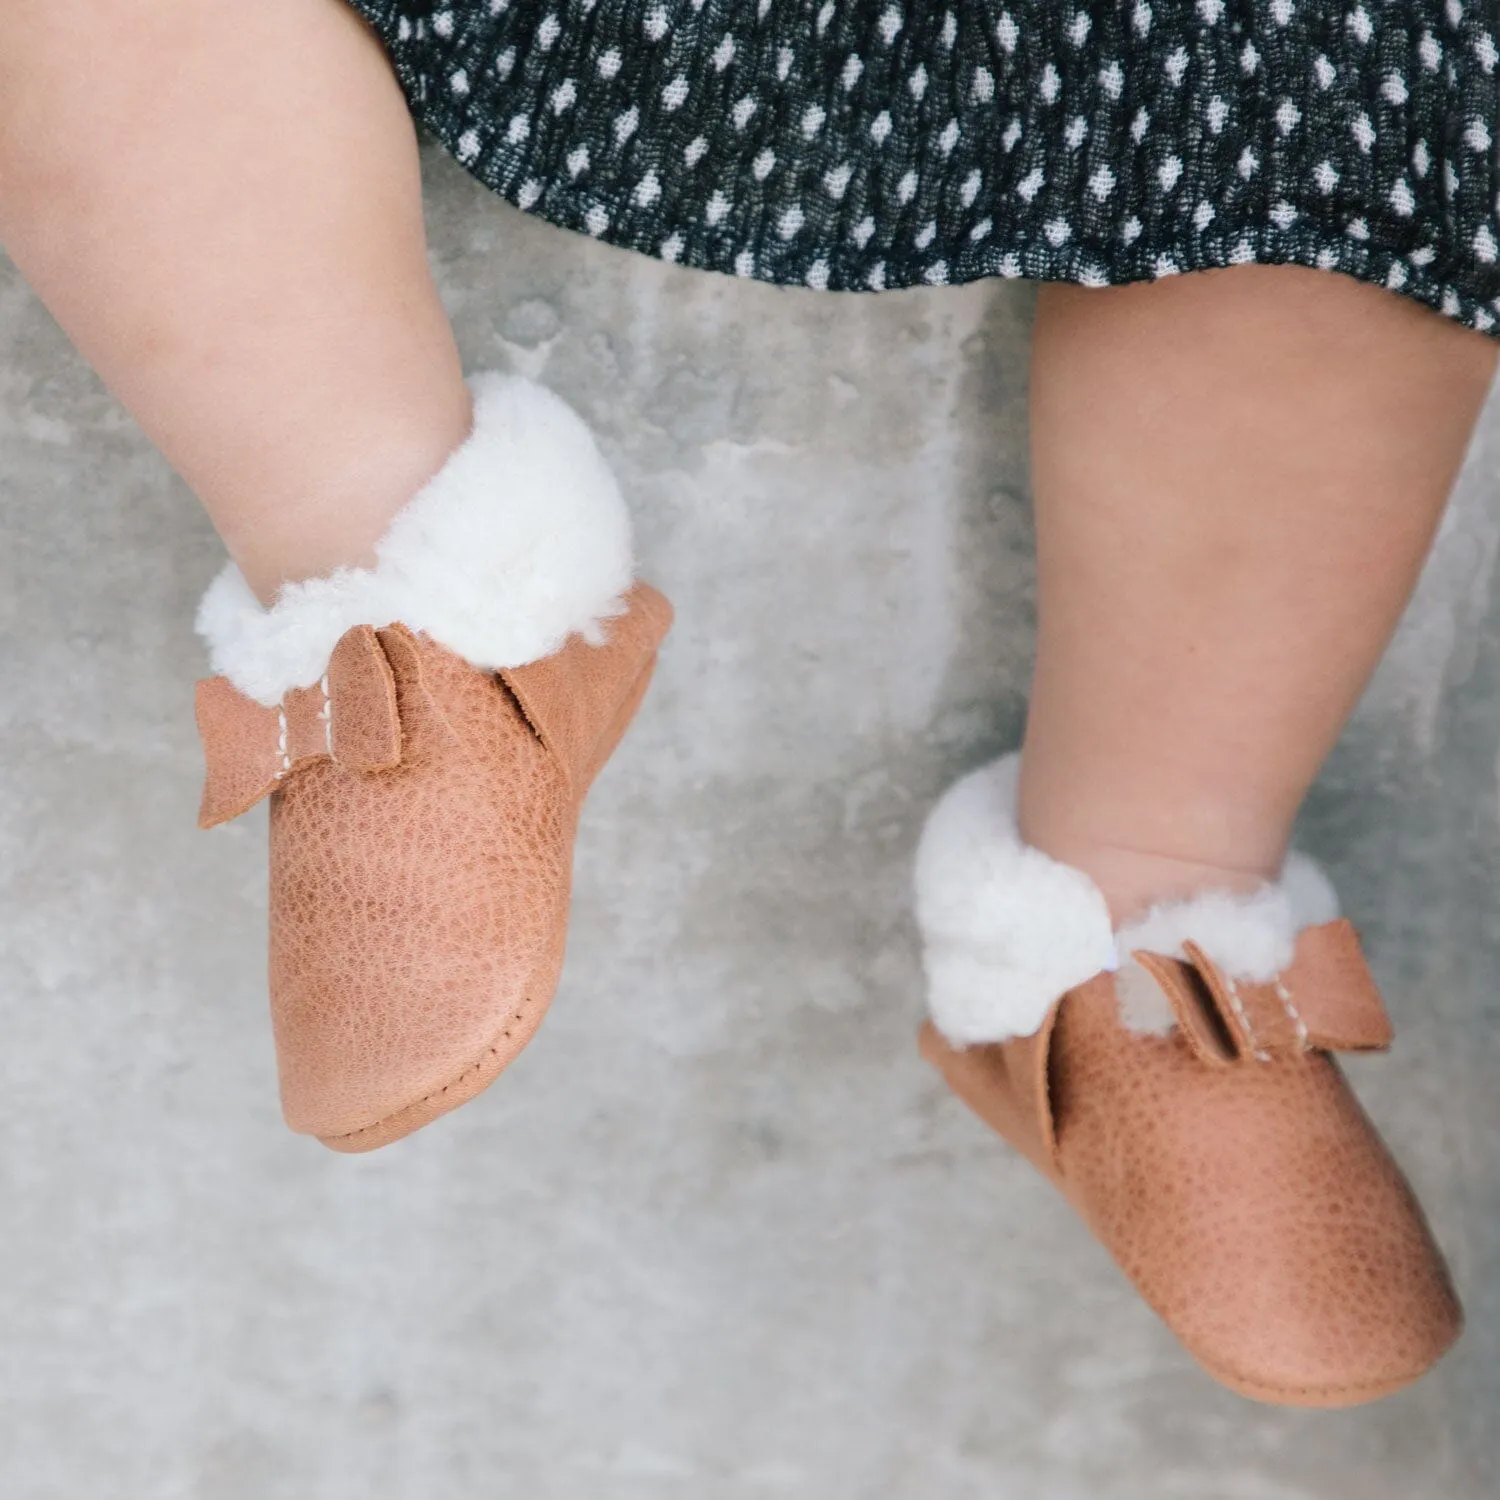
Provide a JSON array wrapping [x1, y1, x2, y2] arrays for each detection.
[[1020, 264, 1497, 919], [0, 0, 471, 601], [0, 2, 666, 1150], [920, 265, 1492, 1404]]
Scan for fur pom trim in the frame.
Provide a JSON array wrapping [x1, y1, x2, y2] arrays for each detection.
[[914, 753, 1340, 1046], [195, 372, 634, 705]]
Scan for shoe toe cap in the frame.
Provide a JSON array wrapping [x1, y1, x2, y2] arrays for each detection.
[[274, 932, 566, 1149], [1110, 1075, 1463, 1404], [1168, 1206, 1463, 1405]]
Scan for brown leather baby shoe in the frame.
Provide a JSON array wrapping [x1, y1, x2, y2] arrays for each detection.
[[192, 372, 672, 1150], [914, 754, 1461, 1406]]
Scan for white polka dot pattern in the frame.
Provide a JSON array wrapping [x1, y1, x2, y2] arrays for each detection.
[[353, 0, 1500, 335]]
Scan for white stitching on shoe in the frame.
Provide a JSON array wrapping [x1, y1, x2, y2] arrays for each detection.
[[1275, 978, 1310, 1050], [1225, 977, 1271, 1063], [319, 675, 333, 758]]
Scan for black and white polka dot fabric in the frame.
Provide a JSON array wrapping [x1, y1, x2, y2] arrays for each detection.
[[349, 1, 1500, 337]]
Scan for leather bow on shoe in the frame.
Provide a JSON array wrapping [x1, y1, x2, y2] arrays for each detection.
[[1129, 919, 1395, 1066], [195, 625, 403, 829]]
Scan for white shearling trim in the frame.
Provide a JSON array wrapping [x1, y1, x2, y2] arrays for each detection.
[[195, 372, 634, 705], [914, 752, 1340, 1046], [1115, 959, 1180, 1036], [914, 755, 1117, 1047], [1114, 853, 1339, 985], [1113, 857, 1339, 1034]]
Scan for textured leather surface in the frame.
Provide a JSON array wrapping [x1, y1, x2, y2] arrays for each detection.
[[196, 626, 401, 828], [501, 587, 675, 792], [920, 1007, 1059, 1179], [920, 920, 1461, 1406], [1132, 919, 1395, 1064], [196, 582, 672, 1150]]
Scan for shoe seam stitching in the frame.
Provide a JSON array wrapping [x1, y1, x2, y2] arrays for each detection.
[[1197, 1353, 1448, 1400], [1275, 977, 1311, 1050], [319, 675, 333, 758], [323, 990, 538, 1143], [1224, 976, 1271, 1063]]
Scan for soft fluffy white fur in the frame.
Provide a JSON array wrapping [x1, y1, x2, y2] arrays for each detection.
[[914, 752, 1340, 1046], [195, 372, 634, 706], [914, 755, 1117, 1047], [1112, 855, 1339, 1033]]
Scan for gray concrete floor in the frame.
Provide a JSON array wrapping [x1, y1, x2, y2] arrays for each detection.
[[1, 145, 1497, 1499]]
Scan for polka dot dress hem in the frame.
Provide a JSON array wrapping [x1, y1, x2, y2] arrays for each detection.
[[349, 1, 1500, 339]]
